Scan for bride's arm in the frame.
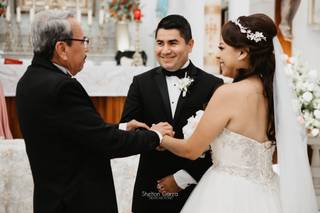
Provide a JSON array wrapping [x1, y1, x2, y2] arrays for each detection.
[[161, 85, 233, 160]]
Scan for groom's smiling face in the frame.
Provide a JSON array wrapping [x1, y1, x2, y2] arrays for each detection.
[[155, 28, 194, 71]]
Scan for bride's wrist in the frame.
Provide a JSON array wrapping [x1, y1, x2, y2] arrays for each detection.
[[162, 135, 170, 145]]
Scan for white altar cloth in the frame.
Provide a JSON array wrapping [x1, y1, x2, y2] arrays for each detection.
[[0, 139, 139, 213], [0, 60, 150, 97]]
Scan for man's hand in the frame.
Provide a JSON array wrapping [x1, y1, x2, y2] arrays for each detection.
[[156, 146, 166, 151], [151, 122, 174, 137], [126, 119, 150, 131], [157, 175, 182, 194]]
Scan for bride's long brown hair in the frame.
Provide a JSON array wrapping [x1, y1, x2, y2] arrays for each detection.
[[221, 14, 277, 142]]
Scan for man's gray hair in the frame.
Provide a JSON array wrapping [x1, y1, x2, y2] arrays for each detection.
[[31, 10, 75, 59]]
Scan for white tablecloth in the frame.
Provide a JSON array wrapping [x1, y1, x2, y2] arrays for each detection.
[[0, 139, 139, 213], [0, 60, 150, 97]]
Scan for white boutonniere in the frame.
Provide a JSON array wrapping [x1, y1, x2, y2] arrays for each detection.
[[178, 73, 194, 97]]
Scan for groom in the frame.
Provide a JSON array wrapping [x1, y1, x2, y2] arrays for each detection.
[[121, 15, 223, 213]]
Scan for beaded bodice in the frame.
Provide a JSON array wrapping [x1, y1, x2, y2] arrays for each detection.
[[211, 128, 277, 187]]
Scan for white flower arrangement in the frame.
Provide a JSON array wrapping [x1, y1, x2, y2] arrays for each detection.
[[178, 74, 194, 97], [182, 110, 204, 139], [284, 54, 320, 137]]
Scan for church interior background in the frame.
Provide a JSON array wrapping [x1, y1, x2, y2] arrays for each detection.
[[0, 0, 320, 212]]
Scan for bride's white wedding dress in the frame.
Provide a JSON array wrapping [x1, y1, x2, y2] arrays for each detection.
[[181, 128, 281, 213]]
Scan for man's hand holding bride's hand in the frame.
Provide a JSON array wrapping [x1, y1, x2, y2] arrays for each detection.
[[151, 122, 174, 151], [151, 122, 174, 137], [126, 119, 150, 131]]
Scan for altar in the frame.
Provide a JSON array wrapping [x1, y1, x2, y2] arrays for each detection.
[[0, 60, 150, 138]]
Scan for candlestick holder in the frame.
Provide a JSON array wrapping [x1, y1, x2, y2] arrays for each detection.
[[15, 23, 24, 52], [131, 21, 143, 66], [4, 21, 12, 52], [131, 6, 143, 66]]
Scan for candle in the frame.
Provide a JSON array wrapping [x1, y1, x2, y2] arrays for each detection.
[[29, 7, 34, 23], [76, 0, 81, 23], [16, 6, 21, 23], [87, 9, 92, 26], [76, 9, 81, 23], [30, 0, 35, 23], [99, 8, 104, 26], [5, 5, 11, 21]]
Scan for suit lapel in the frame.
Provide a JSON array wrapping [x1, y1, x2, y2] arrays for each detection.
[[173, 62, 199, 122], [154, 67, 173, 121]]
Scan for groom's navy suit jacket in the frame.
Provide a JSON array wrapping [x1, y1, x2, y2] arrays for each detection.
[[121, 62, 223, 213], [16, 55, 160, 213]]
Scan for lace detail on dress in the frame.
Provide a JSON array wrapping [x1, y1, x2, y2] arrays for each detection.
[[211, 129, 278, 190]]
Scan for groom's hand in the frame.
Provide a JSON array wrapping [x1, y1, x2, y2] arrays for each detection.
[[157, 175, 182, 194], [150, 122, 174, 137], [126, 119, 150, 131]]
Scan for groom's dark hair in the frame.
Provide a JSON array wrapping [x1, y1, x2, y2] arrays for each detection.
[[155, 14, 192, 43]]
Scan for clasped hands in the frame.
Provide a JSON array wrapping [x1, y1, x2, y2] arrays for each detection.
[[126, 119, 173, 150]]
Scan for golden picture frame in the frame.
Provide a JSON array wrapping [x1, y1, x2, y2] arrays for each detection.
[[18, 0, 96, 14], [308, 0, 320, 28]]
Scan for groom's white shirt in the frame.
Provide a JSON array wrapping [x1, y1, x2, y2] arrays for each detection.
[[165, 59, 197, 189]]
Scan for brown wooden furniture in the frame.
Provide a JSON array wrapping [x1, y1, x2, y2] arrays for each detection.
[[6, 97, 126, 138]]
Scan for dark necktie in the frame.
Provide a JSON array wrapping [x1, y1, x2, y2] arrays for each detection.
[[162, 67, 188, 79]]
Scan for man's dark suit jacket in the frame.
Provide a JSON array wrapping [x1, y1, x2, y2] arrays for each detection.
[[16, 55, 160, 213], [121, 62, 223, 213]]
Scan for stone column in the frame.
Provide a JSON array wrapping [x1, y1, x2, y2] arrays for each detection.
[[203, 0, 221, 75]]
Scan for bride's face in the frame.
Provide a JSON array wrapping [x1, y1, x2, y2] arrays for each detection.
[[216, 37, 242, 78]]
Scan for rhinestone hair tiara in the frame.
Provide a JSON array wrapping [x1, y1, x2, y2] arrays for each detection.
[[231, 19, 267, 43]]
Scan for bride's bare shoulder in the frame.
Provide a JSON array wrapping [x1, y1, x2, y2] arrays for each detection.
[[213, 82, 243, 98], [214, 79, 261, 98]]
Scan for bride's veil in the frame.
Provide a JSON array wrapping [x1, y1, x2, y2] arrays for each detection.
[[273, 38, 318, 213]]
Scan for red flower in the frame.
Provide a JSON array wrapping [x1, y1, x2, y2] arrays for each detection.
[[133, 8, 141, 21], [0, 8, 5, 16]]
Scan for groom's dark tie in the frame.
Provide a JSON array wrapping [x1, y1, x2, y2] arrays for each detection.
[[162, 68, 188, 79]]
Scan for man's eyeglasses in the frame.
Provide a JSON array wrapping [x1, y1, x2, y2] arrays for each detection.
[[63, 37, 90, 48]]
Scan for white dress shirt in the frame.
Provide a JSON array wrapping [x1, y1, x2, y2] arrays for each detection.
[[53, 63, 73, 77], [165, 60, 197, 189]]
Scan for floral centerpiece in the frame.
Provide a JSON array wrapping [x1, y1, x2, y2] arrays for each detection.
[[0, 1, 6, 17], [108, 0, 136, 21], [284, 55, 320, 137]]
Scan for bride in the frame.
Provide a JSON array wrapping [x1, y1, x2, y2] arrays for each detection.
[[160, 14, 318, 213]]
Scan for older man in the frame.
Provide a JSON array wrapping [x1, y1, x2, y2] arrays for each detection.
[[16, 10, 172, 213]]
